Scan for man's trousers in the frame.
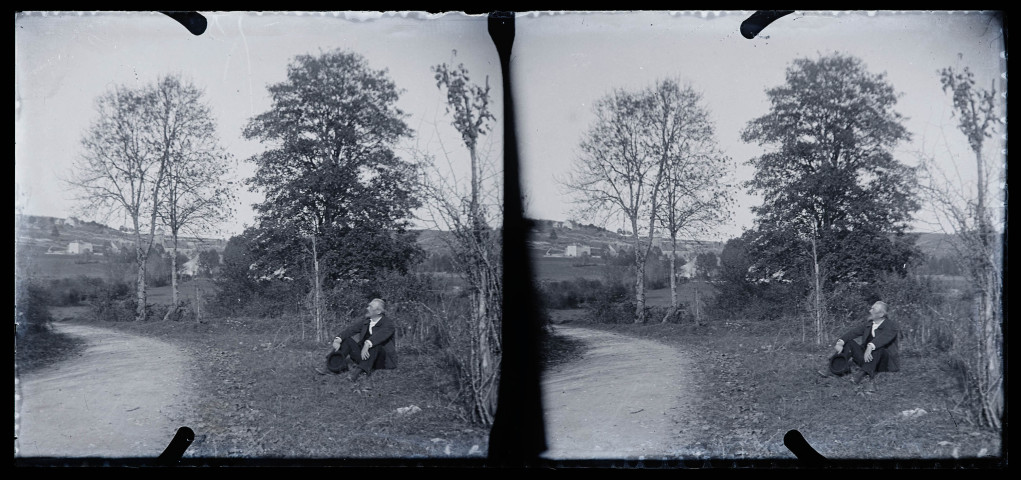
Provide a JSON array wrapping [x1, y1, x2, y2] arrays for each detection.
[[838, 340, 892, 377], [331, 336, 390, 374]]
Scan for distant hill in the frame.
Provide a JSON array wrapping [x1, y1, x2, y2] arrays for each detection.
[[14, 214, 227, 256], [526, 218, 724, 258], [912, 232, 961, 259]]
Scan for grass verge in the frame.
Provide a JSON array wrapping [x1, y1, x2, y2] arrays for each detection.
[[15, 323, 88, 376]]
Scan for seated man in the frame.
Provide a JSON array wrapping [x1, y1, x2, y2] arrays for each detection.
[[824, 301, 900, 392], [315, 298, 398, 383]]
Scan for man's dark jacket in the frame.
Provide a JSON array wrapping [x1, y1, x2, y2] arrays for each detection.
[[839, 317, 900, 372], [338, 314, 398, 369]]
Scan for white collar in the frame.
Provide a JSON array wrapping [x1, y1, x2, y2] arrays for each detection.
[[369, 316, 382, 324]]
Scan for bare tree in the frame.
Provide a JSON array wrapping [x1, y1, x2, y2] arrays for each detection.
[[67, 82, 170, 321], [650, 80, 733, 323], [425, 56, 502, 425], [919, 65, 1003, 428], [153, 75, 236, 320], [563, 87, 658, 323], [565, 80, 727, 324]]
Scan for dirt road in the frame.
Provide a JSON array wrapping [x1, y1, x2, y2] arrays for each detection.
[[541, 325, 697, 460], [15, 323, 193, 458]]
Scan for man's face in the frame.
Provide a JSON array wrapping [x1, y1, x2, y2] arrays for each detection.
[[869, 303, 885, 321], [366, 301, 383, 318]]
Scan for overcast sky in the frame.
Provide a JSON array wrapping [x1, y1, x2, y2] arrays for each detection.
[[16, 11, 1005, 242], [15, 11, 500, 237], [513, 11, 1006, 241]]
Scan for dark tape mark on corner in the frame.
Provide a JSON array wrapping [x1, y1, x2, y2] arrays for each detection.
[[784, 429, 829, 467], [158, 426, 195, 465], [741, 10, 795, 39], [161, 12, 207, 36]]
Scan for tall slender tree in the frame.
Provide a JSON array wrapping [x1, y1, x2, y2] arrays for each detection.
[[427, 56, 502, 425], [650, 80, 732, 322], [151, 75, 236, 320], [920, 65, 1003, 428], [68, 81, 171, 321], [564, 87, 661, 323]]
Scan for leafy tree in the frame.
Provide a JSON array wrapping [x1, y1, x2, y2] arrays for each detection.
[[741, 53, 921, 343], [695, 251, 719, 281], [714, 237, 754, 314], [242, 49, 422, 341], [197, 248, 221, 278]]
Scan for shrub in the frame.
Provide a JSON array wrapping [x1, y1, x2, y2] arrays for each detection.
[[15, 282, 54, 337]]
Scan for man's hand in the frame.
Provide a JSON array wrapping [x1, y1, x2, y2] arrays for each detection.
[[332, 337, 342, 352], [834, 340, 844, 355], [864, 343, 874, 363], [360, 343, 371, 361]]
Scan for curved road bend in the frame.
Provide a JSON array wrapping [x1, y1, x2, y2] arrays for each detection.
[[15, 323, 193, 458], [541, 325, 697, 460]]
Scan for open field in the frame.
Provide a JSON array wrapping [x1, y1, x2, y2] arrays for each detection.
[[17, 253, 135, 282], [147, 278, 217, 306], [643, 282, 718, 308], [530, 255, 606, 282]]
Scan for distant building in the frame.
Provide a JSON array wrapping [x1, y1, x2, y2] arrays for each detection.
[[67, 240, 93, 255], [565, 244, 591, 257], [66, 217, 78, 227], [181, 256, 200, 277]]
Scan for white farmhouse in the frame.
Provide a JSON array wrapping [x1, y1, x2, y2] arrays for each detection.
[[67, 240, 93, 255], [565, 244, 591, 257]]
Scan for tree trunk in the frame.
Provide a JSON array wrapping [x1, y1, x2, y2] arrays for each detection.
[[135, 253, 147, 322], [811, 232, 822, 345], [312, 234, 323, 344], [133, 217, 148, 322], [693, 287, 700, 327], [163, 230, 180, 321], [669, 236, 678, 308], [194, 282, 201, 323], [171, 232, 179, 307], [635, 259, 646, 324]]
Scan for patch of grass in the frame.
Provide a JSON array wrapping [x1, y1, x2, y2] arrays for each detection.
[[62, 314, 489, 460], [577, 319, 1003, 461], [15, 323, 89, 376]]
